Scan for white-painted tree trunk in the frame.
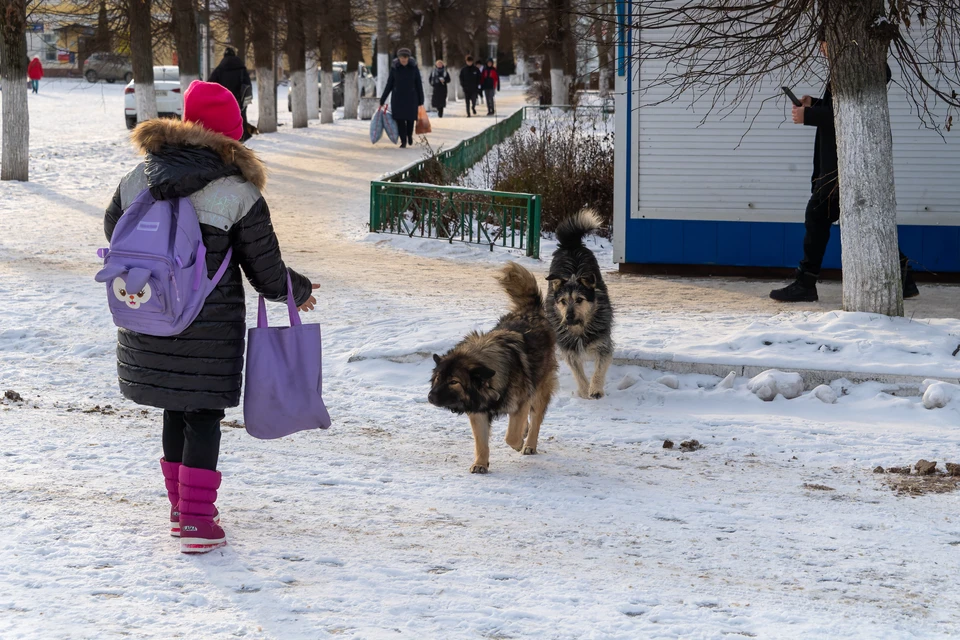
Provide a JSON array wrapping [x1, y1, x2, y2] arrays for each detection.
[[376, 53, 389, 98], [1, 74, 29, 181], [320, 70, 335, 124], [136, 83, 158, 122], [179, 73, 199, 96], [449, 65, 460, 103], [305, 51, 319, 120], [343, 70, 359, 119], [290, 69, 308, 128], [256, 69, 277, 133], [833, 73, 902, 314], [550, 68, 566, 105], [598, 67, 610, 98]]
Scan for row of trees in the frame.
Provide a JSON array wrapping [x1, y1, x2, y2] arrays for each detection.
[[1, 0, 621, 181]]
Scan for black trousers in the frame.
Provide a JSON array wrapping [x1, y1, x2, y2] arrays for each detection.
[[162, 409, 224, 471], [799, 193, 909, 276], [397, 119, 415, 144], [464, 92, 478, 115]]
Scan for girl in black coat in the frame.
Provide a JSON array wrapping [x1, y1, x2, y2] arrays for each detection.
[[429, 60, 451, 118], [380, 48, 425, 148], [103, 81, 318, 552]]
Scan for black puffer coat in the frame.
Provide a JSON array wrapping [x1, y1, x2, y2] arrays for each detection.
[[429, 67, 450, 110], [208, 54, 252, 106], [380, 58, 424, 121], [104, 118, 312, 411]]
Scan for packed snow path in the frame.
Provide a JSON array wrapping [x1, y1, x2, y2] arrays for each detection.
[[2, 81, 960, 639]]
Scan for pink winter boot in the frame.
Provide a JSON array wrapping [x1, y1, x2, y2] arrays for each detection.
[[160, 458, 181, 536], [161, 458, 219, 538], [178, 465, 227, 553]]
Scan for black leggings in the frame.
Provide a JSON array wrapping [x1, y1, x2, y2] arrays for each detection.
[[397, 119, 415, 143], [162, 409, 224, 471]]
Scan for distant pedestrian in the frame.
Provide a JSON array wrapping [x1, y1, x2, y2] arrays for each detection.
[[380, 47, 424, 148], [481, 58, 500, 115], [208, 47, 253, 141], [28, 57, 43, 94], [429, 60, 451, 118], [459, 56, 482, 117]]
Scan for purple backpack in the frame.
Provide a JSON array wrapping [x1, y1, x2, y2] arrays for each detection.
[[95, 188, 232, 337]]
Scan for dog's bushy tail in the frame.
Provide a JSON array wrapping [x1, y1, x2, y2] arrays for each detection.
[[499, 262, 544, 315], [556, 208, 602, 250]]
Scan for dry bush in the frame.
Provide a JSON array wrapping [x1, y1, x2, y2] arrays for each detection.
[[466, 111, 614, 236]]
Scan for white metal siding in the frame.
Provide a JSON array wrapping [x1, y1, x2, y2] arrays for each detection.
[[635, 47, 960, 226]]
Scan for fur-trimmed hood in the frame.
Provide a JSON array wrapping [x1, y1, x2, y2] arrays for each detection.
[[131, 118, 266, 190]]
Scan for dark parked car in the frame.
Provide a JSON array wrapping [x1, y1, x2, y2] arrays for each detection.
[[85, 52, 134, 84], [287, 63, 373, 111]]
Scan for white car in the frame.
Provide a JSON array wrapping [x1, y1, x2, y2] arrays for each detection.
[[124, 66, 182, 129]]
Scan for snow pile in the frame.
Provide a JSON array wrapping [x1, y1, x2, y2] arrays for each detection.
[[747, 369, 805, 401], [618, 310, 960, 380], [921, 379, 960, 409]]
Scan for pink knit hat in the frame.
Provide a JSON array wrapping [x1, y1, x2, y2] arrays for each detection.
[[182, 80, 243, 141]]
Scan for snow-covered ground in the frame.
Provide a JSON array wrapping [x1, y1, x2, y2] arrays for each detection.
[[2, 80, 960, 639]]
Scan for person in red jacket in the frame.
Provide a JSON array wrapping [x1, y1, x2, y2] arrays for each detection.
[[28, 57, 43, 94], [480, 58, 500, 116]]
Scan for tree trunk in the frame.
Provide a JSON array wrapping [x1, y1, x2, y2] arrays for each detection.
[[319, 29, 334, 124], [0, 0, 29, 181], [128, 0, 158, 121], [96, 0, 112, 53], [342, 3, 363, 119], [304, 12, 319, 120], [828, 3, 903, 316], [251, 11, 276, 133], [286, 0, 308, 128], [550, 67, 567, 105], [595, 2, 611, 97], [377, 0, 389, 97], [546, 0, 568, 105], [227, 0, 247, 59], [172, 0, 200, 93]]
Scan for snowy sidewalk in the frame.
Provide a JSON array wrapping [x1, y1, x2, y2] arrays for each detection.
[[2, 81, 960, 639]]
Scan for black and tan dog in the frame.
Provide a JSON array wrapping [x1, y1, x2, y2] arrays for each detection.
[[429, 262, 559, 474], [546, 209, 614, 399]]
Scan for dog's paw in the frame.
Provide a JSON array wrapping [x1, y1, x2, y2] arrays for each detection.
[[506, 438, 524, 452], [589, 389, 605, 399], [521, 446, 537, 455], [470, 464, 489, 474]]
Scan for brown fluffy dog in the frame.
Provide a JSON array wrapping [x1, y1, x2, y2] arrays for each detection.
[[429, 263, 559, 474]]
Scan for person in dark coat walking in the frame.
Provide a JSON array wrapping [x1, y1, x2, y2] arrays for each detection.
[[103, 81, 319, 553], [459, 56, 482, 117], [480, 58, 500, 115], [208, 47, 253, 141], [770, 37, 918, 302], [430, 60, 451, 118], [380, 48, 424, 148]]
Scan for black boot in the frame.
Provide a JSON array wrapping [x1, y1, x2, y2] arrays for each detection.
[[902, 267, 920, 299], [770, 271, 819, 302]]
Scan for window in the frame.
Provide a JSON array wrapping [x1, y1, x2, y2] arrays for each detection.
[[42, 34, 57, 62]]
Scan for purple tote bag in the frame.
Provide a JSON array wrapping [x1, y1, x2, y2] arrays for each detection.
[[243, 272, 331, 439]]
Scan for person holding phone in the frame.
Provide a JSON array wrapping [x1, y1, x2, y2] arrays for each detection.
[[770, 35, 918, 302]]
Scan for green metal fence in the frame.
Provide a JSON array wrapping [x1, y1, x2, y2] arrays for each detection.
[[370, 107, 541, 258], [370, 181, 542, 258], [368, 104, 613, 259]]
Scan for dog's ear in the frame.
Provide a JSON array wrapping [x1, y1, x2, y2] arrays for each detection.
[[546, 273, 567, 292], [433, 353, 443, 365], [470, 365, 496, 382], [578, 273, 597, 289]]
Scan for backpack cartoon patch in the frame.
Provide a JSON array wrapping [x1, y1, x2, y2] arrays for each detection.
[[96, 188, 232, 337]]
